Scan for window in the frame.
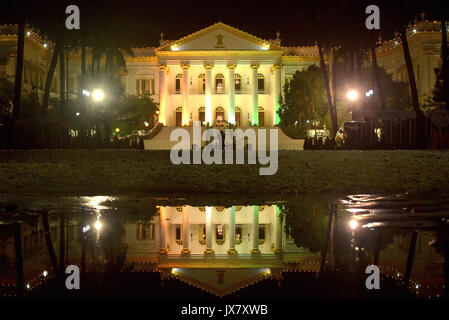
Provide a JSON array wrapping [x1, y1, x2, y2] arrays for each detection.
[[136, 223, 155, 240], [198, 224, 206, 245], [199, 106, 205, 123], [216, 224, 225, 245], [175, 224, 183, 245], [136, 79, 155, 95], [235, 225, 242, 245], [198, 73, 205, 93], [258, 106, 265, 126], [176, 106, 182, 126], [235, 73, 241, 91], [258, 73, 264, 92], [259, 225, 265, 245], [215, 106, 225, 126], [235, 107, 241, 127], [215, 73, 224, 93], [175, 74, 182, 93]]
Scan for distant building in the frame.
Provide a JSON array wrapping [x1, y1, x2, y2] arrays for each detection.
[[376, 13, 447, 105]]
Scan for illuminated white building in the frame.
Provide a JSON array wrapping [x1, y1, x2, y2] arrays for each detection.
[[123, 22, 319, 128]]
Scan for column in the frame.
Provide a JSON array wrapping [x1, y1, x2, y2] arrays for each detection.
[[251, 206, 260, 254], [227, 64, 236, 124], [273, 64, 281, 125], [158, 65, 168, 125], [228, 206, 237, 255], [250, 64, 259, 125], [274, 206, 282, 253], [181, 64, 190, 125], [181, 207, 190, 254], [205, 206, 214, 254], [159, 207, 169, 254], [204, 64, 213, 124]]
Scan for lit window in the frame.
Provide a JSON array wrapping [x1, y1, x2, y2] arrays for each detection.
[[235, 73, 241, 91], [258, 73, 264, 92]]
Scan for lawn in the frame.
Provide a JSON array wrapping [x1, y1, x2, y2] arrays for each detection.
[[0, 149, 448, 196]]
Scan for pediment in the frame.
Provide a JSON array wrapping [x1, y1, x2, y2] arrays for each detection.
[[158, 22, 281, 52], [170, 268, 279, 297]]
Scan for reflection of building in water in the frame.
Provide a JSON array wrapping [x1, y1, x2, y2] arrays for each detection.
[[377, 231, 446, 296], [0, 218, 80, 294], [125, 205, 319, 296]]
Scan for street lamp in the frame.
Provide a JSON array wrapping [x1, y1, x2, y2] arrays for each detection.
[[346, 89, 360, 121], [346, 89, 359, 102], [92, 89, 105, 102]]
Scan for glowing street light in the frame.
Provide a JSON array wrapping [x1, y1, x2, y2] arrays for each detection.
[[92, 89, 105, 102], [349, 219, 358, 230], [346, 89, 359, 102], [94, 219, 103, 231]]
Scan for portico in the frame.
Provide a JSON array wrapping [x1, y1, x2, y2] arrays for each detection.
[[156, 22, 285, 127]]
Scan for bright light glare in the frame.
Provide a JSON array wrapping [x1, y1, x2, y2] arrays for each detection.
[[94, 220, 103, 231], [92, 89, 105, 102], [82, 89, 90, 96], [43, 270, 48, 277], [349, 219, 358, 230], [346, 89, 359, 101]]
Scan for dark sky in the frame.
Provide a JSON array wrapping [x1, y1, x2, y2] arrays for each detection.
[[1, 0, 445, 47]]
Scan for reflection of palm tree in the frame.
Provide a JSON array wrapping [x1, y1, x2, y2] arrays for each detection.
[[99, 214, 128, 274], [12, 0, 26, 122], [42, 211, 58, 271], [13, 222, 24, 297]]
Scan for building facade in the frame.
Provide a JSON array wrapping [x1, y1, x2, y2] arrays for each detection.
[[1, 18, 447, 128], [123, 22, 320, 127]]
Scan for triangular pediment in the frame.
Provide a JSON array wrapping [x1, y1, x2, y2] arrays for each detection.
[[170, 268, 280, 297], [158, 22, 281, 51]]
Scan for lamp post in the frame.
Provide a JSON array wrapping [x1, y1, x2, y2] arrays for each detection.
[[91, 89, 110, 146], [346, 89, 360, 121]]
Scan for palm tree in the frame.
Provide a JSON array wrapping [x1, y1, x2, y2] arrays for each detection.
[[399, 24, 425, 147], [42, 43, 62, 115], [370, 34, 387, 110]]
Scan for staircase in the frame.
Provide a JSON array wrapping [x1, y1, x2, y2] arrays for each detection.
[[144, 126, 304, 150]]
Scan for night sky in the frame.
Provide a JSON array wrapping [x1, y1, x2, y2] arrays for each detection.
[[1, 0, 445, 47]]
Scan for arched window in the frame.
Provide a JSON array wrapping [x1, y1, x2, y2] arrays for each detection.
[[215, 73, 225, 93], [175, 73, 182, 93], [235, 73, 241, 92], [198, 106, 205, 123], [258, 73, 264, 92], [198, 73, 205, 93], [258, 106, 264, 126], [215, 106, 225, 126], [176, 106, 182, 126], [235, 106, 241, 127]]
